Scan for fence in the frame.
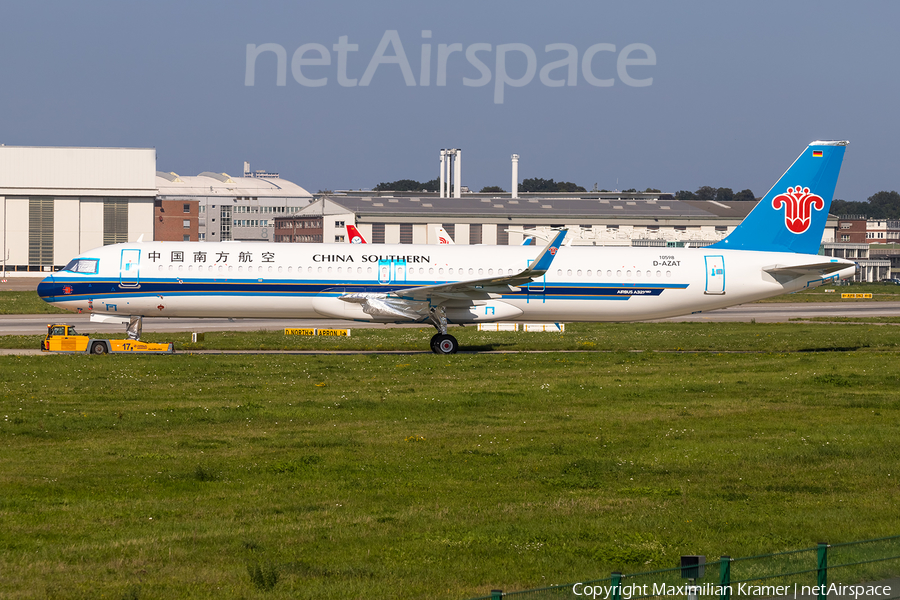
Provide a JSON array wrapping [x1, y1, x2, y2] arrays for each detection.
[[470, 535, 900, 600]]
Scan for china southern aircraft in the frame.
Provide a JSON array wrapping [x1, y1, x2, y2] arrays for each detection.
[[38, 141, 855, 354]]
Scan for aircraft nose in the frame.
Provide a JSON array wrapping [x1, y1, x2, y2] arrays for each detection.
[[37, 274, 55, 299]]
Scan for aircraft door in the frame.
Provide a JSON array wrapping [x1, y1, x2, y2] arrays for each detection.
[[704, 255, 725, 295], [394, 259, 407, 283], [526, 258, 546, 303], [119, 249, 141, 288], [377, 259, 407, 285], [378, 260, 391, 284]]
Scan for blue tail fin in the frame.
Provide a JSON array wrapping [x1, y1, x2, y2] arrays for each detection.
[[709, 141, 848, 254]]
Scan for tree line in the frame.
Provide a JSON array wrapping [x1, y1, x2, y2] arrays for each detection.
[[374, 179, 757, 197], [373, 179, 900, 218], [374, 177, 585, 193], [831, 191, 900, 219]]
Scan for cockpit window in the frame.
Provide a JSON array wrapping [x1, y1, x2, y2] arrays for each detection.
[[62, 258, 99, 274]]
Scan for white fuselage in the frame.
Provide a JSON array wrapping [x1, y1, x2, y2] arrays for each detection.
[[38, 241, 856, 324]]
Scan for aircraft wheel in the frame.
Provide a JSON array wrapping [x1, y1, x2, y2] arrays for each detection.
[[429, 333, 441, 353], [90, 341, 108, 355], [433, 334, 458, 355]]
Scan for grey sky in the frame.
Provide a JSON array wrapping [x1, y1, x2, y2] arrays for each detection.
[[1, 1, 896, 201]]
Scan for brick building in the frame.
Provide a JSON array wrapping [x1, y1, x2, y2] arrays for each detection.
[[154, 199, 199, 241]]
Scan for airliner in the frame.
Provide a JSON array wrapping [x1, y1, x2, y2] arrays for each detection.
[[38, 141, 855, 354]]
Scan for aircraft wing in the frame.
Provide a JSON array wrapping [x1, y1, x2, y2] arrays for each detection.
[[395, 229, 567, 301], [338, 230, 567, 318]]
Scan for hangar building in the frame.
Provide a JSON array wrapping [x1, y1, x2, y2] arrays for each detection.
[[0, 146, 156, 274], [276, 190, 841, 247]]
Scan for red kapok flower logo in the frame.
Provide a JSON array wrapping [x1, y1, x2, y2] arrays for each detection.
[[772, 186, 824, 234]]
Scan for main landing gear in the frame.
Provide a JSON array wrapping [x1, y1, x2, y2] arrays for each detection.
[[430, 333, 458, 354], [427, 306, 458, 354]]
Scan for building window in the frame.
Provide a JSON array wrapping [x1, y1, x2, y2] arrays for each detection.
[[220, 206, 232, 241], [103, 198, 128, 246], [183, 219, 190, 228], [841, 235, 850, 242], [470, 223, 483, 245], [335, 220, 345, 228], [399, 223, 413, 244], [335, 235, 345, 242], [183, 234, 190, 242], [183, 203, 190, 213], [497, 225, 509, 246], [29, 196, 54, 266], [372, 223, 385, 244]]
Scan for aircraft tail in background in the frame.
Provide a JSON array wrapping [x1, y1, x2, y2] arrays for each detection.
[[346, 224, 367, 244], [710, 141, 848, 254], [433, 226, 455, 245]]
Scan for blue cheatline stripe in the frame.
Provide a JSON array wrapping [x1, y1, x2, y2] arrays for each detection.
[[40, 277, 691, 303]]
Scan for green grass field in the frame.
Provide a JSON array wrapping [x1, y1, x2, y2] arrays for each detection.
[[0, 291, 69, 315], [2, 324, 900, 599], [3, 320, 900, 353]]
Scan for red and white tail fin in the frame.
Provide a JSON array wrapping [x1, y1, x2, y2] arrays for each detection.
[[346, 224, 367, 244], [433, 226, 455, 245]]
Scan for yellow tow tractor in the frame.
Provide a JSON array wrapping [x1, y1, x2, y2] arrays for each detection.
[[41, 324, 174, 355]]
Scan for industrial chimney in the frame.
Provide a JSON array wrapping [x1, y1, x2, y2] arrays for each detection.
[[438, 149, 462, 198], [511, 154, 519, 199]]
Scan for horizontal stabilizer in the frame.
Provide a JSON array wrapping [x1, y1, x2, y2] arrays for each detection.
[[764, 261, 848, 276], [763, 261, 852, 284]]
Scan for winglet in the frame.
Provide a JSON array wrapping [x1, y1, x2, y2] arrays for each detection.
[[528, 229, 567, 274]]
